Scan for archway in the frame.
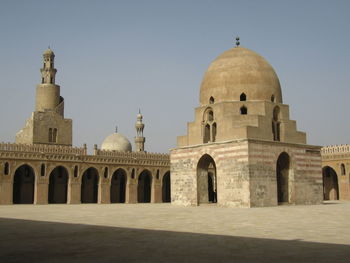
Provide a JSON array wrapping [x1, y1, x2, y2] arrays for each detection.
[[81, 167, 99, 203], [197, 154, 217, 204], [276, 152, 290, 204], [322, 166, 339, 200], [138, 170, 151, 203], [13, 164, 35, 204], [162, 171, 171, 203], [111, 168, 126, 203], [48, 166, 68, 203]]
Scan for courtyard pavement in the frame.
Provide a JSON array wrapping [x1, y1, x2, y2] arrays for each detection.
[[0, 201, 349, 262]]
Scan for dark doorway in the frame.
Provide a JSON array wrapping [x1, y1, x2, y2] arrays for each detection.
[[48, 166, 68, 203], [138, 170, 151, 203], [111, 169, 126, 203], [13, 165, 35, 204], [276, 152, 290, 204], [81, 168, 99, 203], [162, 171, 171, 203], [197, 154, 217, 204], [322, 166, 339, 200]]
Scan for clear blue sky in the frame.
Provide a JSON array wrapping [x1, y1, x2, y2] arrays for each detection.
[[0, 0, 349, 153]]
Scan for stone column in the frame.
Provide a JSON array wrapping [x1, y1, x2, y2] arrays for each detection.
[[35, 180, 48, 204], [0, 178, 13, 204], [126, 180, 137, 203], [68, 181, 81, 204], [152, 181, 162, 203], [99, 182, 110, 204]]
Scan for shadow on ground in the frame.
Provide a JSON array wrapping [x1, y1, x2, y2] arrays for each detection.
[[0, 218, 349, 263]]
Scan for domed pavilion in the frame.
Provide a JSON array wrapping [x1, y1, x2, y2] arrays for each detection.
[[170, 41, 323, 207]]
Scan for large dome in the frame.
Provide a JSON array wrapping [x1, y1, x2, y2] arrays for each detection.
[[101, 132, 132, 152], [200, 46, 282, 105]]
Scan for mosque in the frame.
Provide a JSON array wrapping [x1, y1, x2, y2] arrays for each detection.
[[0, 41, 349, 206], [0, 48, 170, 205]]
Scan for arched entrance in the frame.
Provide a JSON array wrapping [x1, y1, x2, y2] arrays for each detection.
[[276, 152, 290, 204], [322, 166, 339, 200], [162, 171, 171, 203], [48, 166, 68, 203], [197, 154, 217, 204], [110, 168, 126, 203], [13, 164, 35, 204], [81, 167, 99, 203], [138, 170, 151, 203]]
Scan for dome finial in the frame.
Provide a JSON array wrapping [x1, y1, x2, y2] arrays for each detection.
[[235, 36, 240, 47]]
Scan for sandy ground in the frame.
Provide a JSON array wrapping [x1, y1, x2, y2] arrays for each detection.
[[0, 201, 349, 262]]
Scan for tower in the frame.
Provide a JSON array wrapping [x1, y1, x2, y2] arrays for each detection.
[[134, 110, 145, 152], [16, 49, 72, 146]]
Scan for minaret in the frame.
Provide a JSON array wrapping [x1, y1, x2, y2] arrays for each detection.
[[16, 49, 72, 146], [135, 110, 145, 152], [35, 48, 62, 115]]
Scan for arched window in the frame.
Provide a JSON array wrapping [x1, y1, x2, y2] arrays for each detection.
[[272, 106, 280, 141], [271, 95, 275, 102], [240, 106, 247, 115], [212, 123, 217, 142], [208, 111, 214, 121], [156, 170, 160, 180], [4, 162, 9, 175], [240, 93, 246, 101], [53, 128, 58, 143], [204, 124, 210, 143], [41, 164, 45, 177], [48, 128, 53, 142], [74, 165, 78, 177], [209, 97, 215, 104], [104, 167, 109, 178], [341, 164, 346, 175]]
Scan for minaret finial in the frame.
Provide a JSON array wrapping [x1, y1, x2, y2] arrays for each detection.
[[235, 36, 240, 47], [115, 126, 118, 133], [139, 108, 141, 114]]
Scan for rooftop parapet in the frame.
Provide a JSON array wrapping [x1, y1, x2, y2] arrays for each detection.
[[0, 142, 86, 155], [321, 144, 350, 156], [94, 148, 169, 161]]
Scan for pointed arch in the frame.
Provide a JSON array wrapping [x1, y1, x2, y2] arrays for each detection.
[[138, 170, 152, 203], [240, 93, 246, 101], [4, 162, 9, 175], [204, 124, 210, 143], [49, 166, 68, 203], [13, 164, 35, 204], [81, 167, 99, 203], [212, 123, 217, 142], [272, 106, 281, 141], [162, 171, 171, 203], [111, 168, 127, 203], [322, 166, 339, 200], [341, 163, 346, 175], [240, 106, 247, 115], [276, 152, 290, 204], [197, 154, 217, 204]]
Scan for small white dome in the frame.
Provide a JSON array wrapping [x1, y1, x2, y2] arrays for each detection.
[[101, 133, 132, 152]]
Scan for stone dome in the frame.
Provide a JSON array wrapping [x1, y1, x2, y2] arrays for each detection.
[[101, 132, 132, 152], [200, 46, 282, 105], [43, 48, 54, 56]]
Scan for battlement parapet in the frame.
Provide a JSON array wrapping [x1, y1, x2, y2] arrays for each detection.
[[321, 144, 350, 160], [95, 149, 169, 161], [0, 142, 86, 155]]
